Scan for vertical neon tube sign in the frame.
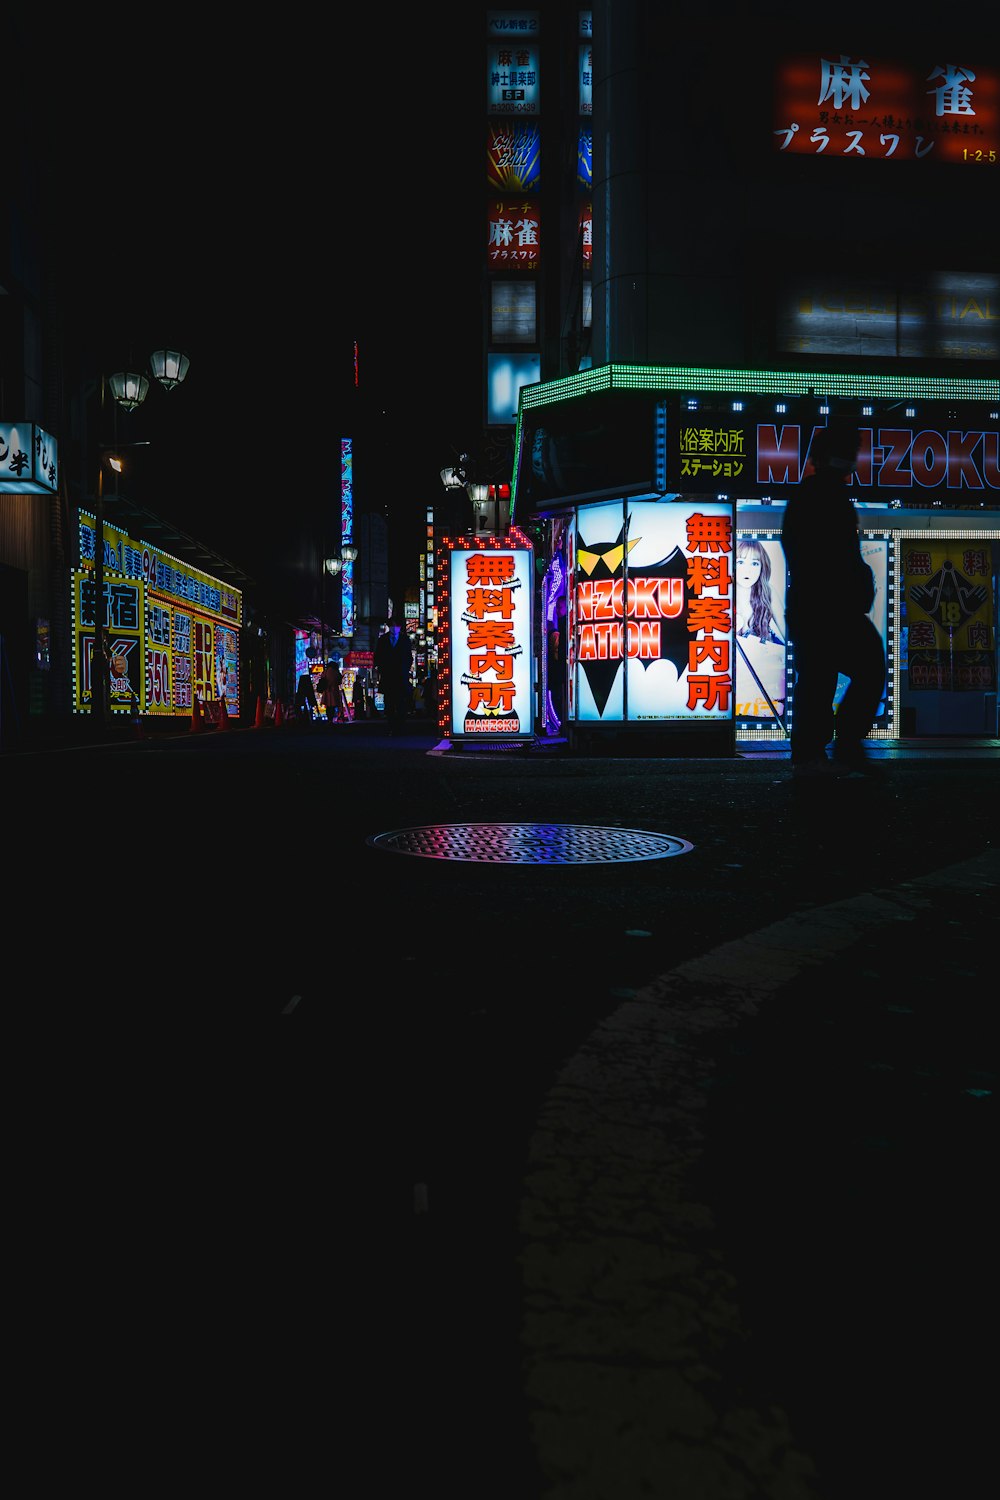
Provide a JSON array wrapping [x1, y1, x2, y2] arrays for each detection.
[[340, 437, 355, 636]]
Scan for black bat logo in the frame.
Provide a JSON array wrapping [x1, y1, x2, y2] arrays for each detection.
[[576, 523, 690, 716]]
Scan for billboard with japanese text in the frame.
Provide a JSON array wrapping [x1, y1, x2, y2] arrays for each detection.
[[572, 498, 735, 724], [444, 534, 534, 740], [774, 51, 999, 163], [74, 510, 241, 719]]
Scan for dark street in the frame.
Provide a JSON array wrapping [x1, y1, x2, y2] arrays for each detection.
[[6, 724, 996, 1496]]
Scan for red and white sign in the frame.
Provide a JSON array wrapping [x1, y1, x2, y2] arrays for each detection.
[[443, 533, 534, 740]]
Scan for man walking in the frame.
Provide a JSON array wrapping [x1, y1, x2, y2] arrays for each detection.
[[374, 617, 413, 735], [781, 420, 885, 776]]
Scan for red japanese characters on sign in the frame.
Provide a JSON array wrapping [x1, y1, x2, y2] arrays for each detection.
[[445, 536, 534, 739], [684, 510, 734, 712], [572, 500, 734, 724]]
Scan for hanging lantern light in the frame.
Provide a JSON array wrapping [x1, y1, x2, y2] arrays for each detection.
[[108, 370, 150, 412], [325, 556, 343, 576], [149, 349, 191, 392], [341, 541, 358, 563]]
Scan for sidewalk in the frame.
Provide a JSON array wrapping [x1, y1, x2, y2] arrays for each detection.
[[513, 845, 997, 1499]]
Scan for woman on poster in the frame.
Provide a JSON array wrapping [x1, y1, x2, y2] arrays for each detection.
[[734, 538, 786, 721]]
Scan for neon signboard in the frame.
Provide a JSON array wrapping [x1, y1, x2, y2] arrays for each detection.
[[0, 422, 58, 494], [488, 197, 540, 268], [441, 531, 534, 741], [487, 122, 541, 190], [774, 51, 1000, 163], [74, 511, 241, 718], [674, 416, 998, 498], [572, 498, 735, 725]]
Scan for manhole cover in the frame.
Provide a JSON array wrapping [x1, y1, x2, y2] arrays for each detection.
[[366, 822, 694, 865]]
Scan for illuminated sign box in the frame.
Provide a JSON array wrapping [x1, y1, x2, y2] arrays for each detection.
[[487, 28, 541, 115], [488, 352, 541, 425], [491, 280, 537, 343], [774, 51, 1000, 163], [442, 533, 534, 741], [776, 274, 1000, 362], [74, 510, 241, 718], [0, 423, 58, 494], [487, 122, 541, 190], [488, 197, 540, 269], [571, 497, 735, 726]]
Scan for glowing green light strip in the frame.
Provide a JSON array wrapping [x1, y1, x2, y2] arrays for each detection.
[[517, 362, 1000, 409]]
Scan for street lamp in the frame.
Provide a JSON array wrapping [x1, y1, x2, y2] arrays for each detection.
[[90, 351, 190, 728], [439, 454, 509, 537]]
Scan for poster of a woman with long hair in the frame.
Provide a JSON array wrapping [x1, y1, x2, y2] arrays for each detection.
[[734, 537, 787, 726]]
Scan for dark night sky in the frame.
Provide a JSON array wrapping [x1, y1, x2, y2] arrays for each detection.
[[20, 10, 489, 602]]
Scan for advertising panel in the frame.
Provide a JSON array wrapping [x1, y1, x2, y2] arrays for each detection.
[[733, 536, 788, 727], [833, 535, 892, 732], [487, 122, 541, 190], [776, 273, 1000, 362], [579, 201, 592, 268], [774, 51, 1000, 163], [733, 533, 893, 736], [75, 511, 241, 718], [487, 353, 541, 425], [486, 23, 541, 116], [0, 422, 58, 494], [674, 413, 1000, 501], [578, 40, 592, 115], [902, 539, 996, 691], [488, 197, 540, 269], [572, 498, 735, 724], [445, 534, 534, 740], [577, 125, 592, 189], [491, 280, 537, 343]]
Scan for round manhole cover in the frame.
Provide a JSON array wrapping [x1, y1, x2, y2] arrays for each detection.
[[366, 822, 694, 865]]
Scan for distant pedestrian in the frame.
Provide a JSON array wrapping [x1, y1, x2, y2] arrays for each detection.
[[374, 617, 413, 735], [781, 420, 885, 777], [295, 671, 318, 721], [423, 665, 439, 722], [316, 660, 344, 722], [351, 670, 368, 720]]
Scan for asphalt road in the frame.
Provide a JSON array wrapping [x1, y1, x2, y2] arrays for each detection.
[[7, 723, 997, 1496]]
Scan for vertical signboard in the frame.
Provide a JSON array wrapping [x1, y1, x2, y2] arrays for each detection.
[[488, 197, 541, 268], [486, 12, 541, 115], [341, 437, 355, 637], [444, 533, 534, 741]]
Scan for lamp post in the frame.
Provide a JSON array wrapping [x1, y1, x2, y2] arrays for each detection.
[[324, 554, 343, 665], [90, 351, 189, 729], [439, 454, 509, 538]]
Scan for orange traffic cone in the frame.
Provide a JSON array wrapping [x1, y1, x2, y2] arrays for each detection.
[[273, 698, 284, 728], [190, 695, 206, 733], [254, 696, 266, 729]]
